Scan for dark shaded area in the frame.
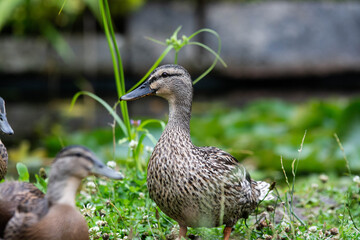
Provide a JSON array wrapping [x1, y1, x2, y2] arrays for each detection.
[[1, 71, 360, 102]]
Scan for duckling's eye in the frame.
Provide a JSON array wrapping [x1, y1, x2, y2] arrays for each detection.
[[161, 72, 169, 78]]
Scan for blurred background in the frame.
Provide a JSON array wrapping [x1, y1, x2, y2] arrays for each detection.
[[1, 0, 360, 179]]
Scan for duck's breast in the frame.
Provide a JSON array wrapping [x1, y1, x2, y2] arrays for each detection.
[[19, 204, 89, 240]]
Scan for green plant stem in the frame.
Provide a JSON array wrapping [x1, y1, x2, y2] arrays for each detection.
[[187, 28, 227, 84], [58, 0, 67, 15], [103, 0, 130, 131], [134, 133, 146, 172], [334, 133, 352, 176], [128, 45, 173, 92], [174, 51, 179, 64], [347, 201, 360, 232], [146, 27, 226, 86], [99, 0, 131, 139], [289, 130, 306, 224], [104, 0, 125, 95], [70, 91, 128, 137]]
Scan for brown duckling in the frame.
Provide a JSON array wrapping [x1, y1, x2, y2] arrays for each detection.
[[120, 64, 273, 240], [2, 145, 124, 240], [0, 97, 14, 180]]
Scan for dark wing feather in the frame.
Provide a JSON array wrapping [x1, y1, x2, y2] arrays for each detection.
[[0, 182, 44, 238]]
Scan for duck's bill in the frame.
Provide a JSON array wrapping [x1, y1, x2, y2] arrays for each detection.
[[120, 81, 156, 101], [0, 114, 14, 135], [92, 160, 124, 180]]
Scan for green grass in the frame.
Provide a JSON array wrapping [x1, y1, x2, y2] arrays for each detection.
[[11, 150, 360, 239], [75, 167, 360, 240]]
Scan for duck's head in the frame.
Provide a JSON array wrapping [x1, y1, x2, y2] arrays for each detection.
[[51, 145, 124, 180], [120, 64, 193, 103], [0, 97, 14, 135]]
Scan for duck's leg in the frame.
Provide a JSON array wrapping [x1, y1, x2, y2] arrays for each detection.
[[223, 226, 232, 240], [179, 225, 187, 239]]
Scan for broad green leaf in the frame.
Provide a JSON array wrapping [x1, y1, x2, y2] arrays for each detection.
[[16, 162, 30, 182], [0, 0, 23, 31]]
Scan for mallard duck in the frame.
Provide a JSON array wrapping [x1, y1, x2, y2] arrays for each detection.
[[1, 145, 124, 240], [0, 97, 14, 180], [120, 64, 273, 239]]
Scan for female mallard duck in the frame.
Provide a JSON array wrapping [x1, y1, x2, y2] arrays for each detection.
[[121, 64, 273, 239], [0, 97, 14, 180], [1, 145, 124, 240]]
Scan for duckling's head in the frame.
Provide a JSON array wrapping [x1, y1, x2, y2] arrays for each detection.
[[0, 97, 14, 135], [120, 64, 193, 104], [46, 146, 123, 206], [51, 145, 124, 180]]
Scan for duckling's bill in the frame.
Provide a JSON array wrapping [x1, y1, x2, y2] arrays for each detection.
[[91, 159, 124, 180], [0, 113, 14, 135], [120, 81, 156, 101]]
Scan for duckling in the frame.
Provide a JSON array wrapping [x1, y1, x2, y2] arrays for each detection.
[[0, 97, 14, 180], [2, 145, 124, 240], [120, 64, 273, 239]]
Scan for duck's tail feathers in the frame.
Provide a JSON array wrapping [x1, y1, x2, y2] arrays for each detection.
[[255, 181, 274, 201]]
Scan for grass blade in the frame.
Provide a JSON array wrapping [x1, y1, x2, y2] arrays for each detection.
[[138, 119, 166, 131], [70, 91, 128, 138], [99, 0, 131, 138]]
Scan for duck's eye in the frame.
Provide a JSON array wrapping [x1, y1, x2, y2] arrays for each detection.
[[161, 72, 169, 78], [149, 77, 156, 82]]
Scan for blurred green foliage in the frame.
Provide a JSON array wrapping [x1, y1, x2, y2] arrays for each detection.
[[0, 0, 145, 61], [35, 98, 360, 176], [0, 0, 144, 34], [191, 98, 360, 175]]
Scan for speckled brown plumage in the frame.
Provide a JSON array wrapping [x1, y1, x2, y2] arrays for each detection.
[[121, 64, 273, 239], [0, 182, 44, 237], [0, 182, 44, 238], [0, 97, 14, 181], [0, 141, 8, 180], [2, 145, 123, 240]]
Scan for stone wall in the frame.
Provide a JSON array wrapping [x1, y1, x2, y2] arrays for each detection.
[[1, 2, 360, 78]]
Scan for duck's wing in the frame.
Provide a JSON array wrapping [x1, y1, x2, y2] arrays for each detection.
[[0, 182, 44, 238], [0, 182, 44, 202], [200, 146, 251, 182], [4, 198, 47, 240], [201, 146, 274, 201]]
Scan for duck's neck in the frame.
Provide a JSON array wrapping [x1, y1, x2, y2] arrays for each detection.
[[164, 98, 192, 139], [46, 176, 81, 207], [0, 139, 8, 180]]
